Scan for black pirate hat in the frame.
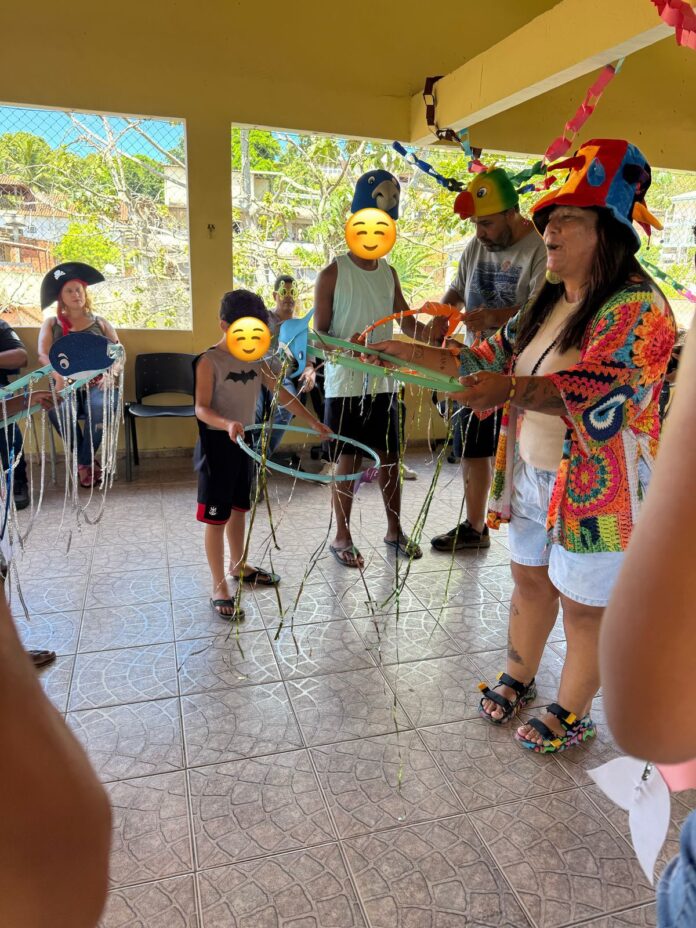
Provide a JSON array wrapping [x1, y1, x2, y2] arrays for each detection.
[[40, 262, 105, 309]]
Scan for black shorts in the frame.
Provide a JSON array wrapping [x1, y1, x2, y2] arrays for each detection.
[[324, 393, 400, 457], [455, 407, 502, 459], [195, 431, 253, 523]]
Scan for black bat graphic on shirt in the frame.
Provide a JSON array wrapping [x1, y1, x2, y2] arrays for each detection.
[[225, 370, 257, 384]]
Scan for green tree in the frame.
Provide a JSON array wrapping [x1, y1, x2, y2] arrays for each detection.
[[54, 220, 122, 269], [0, 132, 54, 191]]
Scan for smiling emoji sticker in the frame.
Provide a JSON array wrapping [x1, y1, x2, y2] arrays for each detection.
[[226, 316, 271, 361], [345, 208, 397, 260]]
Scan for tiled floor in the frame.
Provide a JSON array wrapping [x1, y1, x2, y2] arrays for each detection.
[[11, 451, 689, 928]]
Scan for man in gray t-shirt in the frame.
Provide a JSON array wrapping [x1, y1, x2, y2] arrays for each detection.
[[432, 168, 547, 553]]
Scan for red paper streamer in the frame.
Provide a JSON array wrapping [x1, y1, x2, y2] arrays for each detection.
[[652, 0, 696, 50]]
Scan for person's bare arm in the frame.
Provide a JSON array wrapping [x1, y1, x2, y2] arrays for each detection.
[[37, 318, 55, 367], [365, 339, 460, 377], [600, 325, 696, 762], [260, 366, 332, 437], [441, 287, 464, 309], [0, 346, 27, 370], [313, 262, 337, 336], [194, 355, 244, 440], [0, 589, 111, 928]]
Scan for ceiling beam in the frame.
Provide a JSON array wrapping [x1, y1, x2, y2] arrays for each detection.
[[409, 0, 671, 145]]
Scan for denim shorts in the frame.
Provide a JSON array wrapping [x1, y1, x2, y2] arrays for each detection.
[[658, 811, 696, 927], [508, 457, 625, 608]]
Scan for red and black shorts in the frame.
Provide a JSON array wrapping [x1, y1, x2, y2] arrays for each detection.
[[195, 431, 253, 524]]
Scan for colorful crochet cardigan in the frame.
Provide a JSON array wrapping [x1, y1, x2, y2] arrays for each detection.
[[459, 282, 676, 554]]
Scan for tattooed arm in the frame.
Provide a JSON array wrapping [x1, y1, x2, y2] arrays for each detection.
[[511, 376, 566, 414]]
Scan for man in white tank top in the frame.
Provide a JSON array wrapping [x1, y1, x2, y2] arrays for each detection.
[[314, 220, 436, 568]]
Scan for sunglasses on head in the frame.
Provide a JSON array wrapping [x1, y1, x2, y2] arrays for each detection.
[[277, 283, 298, 299]]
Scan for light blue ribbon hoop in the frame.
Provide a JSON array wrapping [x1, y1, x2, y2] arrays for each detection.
[[236, 424, 380, 483]]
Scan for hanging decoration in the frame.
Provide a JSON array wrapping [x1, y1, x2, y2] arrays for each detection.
[[651, 0, 696, 49]]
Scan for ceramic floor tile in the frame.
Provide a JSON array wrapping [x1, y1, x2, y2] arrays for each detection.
[[92, 540, 169, 573], [181, 683, 303, 767], [344, 814, 532, 928], [311, 730, 462, 837], [270, 620, 373, 680], [286, 667, 411, 746], [69, 643, 178, 710], [67, 698, 184, 782], [106, 771, 192, 887], [85, 568, 170, 610], [169, 564, 221, 601], [189, 750, 334, 868], [406, 572, 499, 611], [573, 904, 656, 927], [464, 563, 517, 602], [434, 601, 513, 654], [11, 575, 87, 614], [176, 631, 280, 695], [37, 653, 75, 712], [472, 646, 566, 707], [327, 576, 426, 618], [352, 610, 460, 667], [585, 784, 696, 882], [380, 654, 484, 727], [99, 874, 198, 928], [172, 595, 264, 638], [419, 717, 575, 811], [79, 602, 174, 652], [166, 535, 209, 566], [15, 544, 92, 580], [196, 843, 366, 927], [97, 519, 168, 546], [14, 608, 81, 654], [256, 583, 348, 628], [471, 789, 654, 928]]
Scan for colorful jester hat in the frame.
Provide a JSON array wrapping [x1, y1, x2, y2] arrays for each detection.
[[531, 139, 662, 251], [351, 170, 401, 219], [453, 167, 519, 220]]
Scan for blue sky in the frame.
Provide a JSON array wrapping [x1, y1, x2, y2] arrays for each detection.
[[0, 104, 185, 161]]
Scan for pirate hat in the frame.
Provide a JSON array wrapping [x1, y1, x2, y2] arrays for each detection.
[[40, 262, 105, 310]]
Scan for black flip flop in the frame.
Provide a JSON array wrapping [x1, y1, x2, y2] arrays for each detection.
[[27, 649, 57, 668], [209, 598, 246, 620], [384, 537, 423, 559], [329, 543, 364, 569], [233, 569, 280, 587]]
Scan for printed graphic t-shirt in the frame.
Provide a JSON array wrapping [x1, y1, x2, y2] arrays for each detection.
[[451, 229, 547, 346]]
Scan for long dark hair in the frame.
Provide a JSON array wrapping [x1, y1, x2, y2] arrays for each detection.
[[515, 208, 651, 355]]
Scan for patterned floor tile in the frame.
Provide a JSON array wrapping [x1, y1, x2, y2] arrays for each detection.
[[169, 564, 220, 601], [67, 698, 184, 781], [92, 540, 168, 573], [286, 667, 411, 746], [311, 731, 462, 836], [471, 789, 654, 928], [15, 544, 92, 580], [79, 602, 174, 652], [352, 610, 460, 666], [99, 874, 198, 927], [435, 601, 512, 654], [586, 784, 695, 882], [197, 843, 366, 927], [181, 683, 303, 766], [106, 771, 192, 887], [380, 655, 484, 727], [328, 576, 427, 618], [69, 643, 178, 710], [404, 569, 498, 610], [172, 595, 264, 638], [573, 904, 656, 926], [464, 563, 517, 602], [97, 519, 168, 547], [471, 645, 566, 707], [256, 583, 348, 628], [344, 814, 532, 928], [419, 717, 575, 811], [85, 568, 170, 610], [11, 575, 87, 614], [38, 653, 75, 712], [176, 631, 280, 694], [189, 750, 334, 867], [14, 608, 81, 654], [270, 620, 373, 680]]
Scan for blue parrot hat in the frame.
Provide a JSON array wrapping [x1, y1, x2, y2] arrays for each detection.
[[351, 170, 401, 219]]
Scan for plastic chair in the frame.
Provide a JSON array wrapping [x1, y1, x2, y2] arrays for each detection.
[[124, 353, 195, 481]]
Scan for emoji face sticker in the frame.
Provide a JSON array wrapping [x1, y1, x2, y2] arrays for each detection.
[[345, 208, 397, 260], [226, 316, 271, 361]]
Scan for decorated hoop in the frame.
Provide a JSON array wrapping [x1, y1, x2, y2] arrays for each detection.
[[358, 303, 465, 344], [236, 424, 381, 483]]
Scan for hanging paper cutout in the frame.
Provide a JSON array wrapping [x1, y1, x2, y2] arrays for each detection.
[[651, 0, 696, 49], [589, 757, 671, 884]]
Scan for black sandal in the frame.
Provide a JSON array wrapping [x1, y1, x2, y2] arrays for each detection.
[[515, 702, 596, 754], [478, 672, 537, 724]]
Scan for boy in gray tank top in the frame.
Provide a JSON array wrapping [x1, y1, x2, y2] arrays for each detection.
[[194, 290, 330, 618]]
